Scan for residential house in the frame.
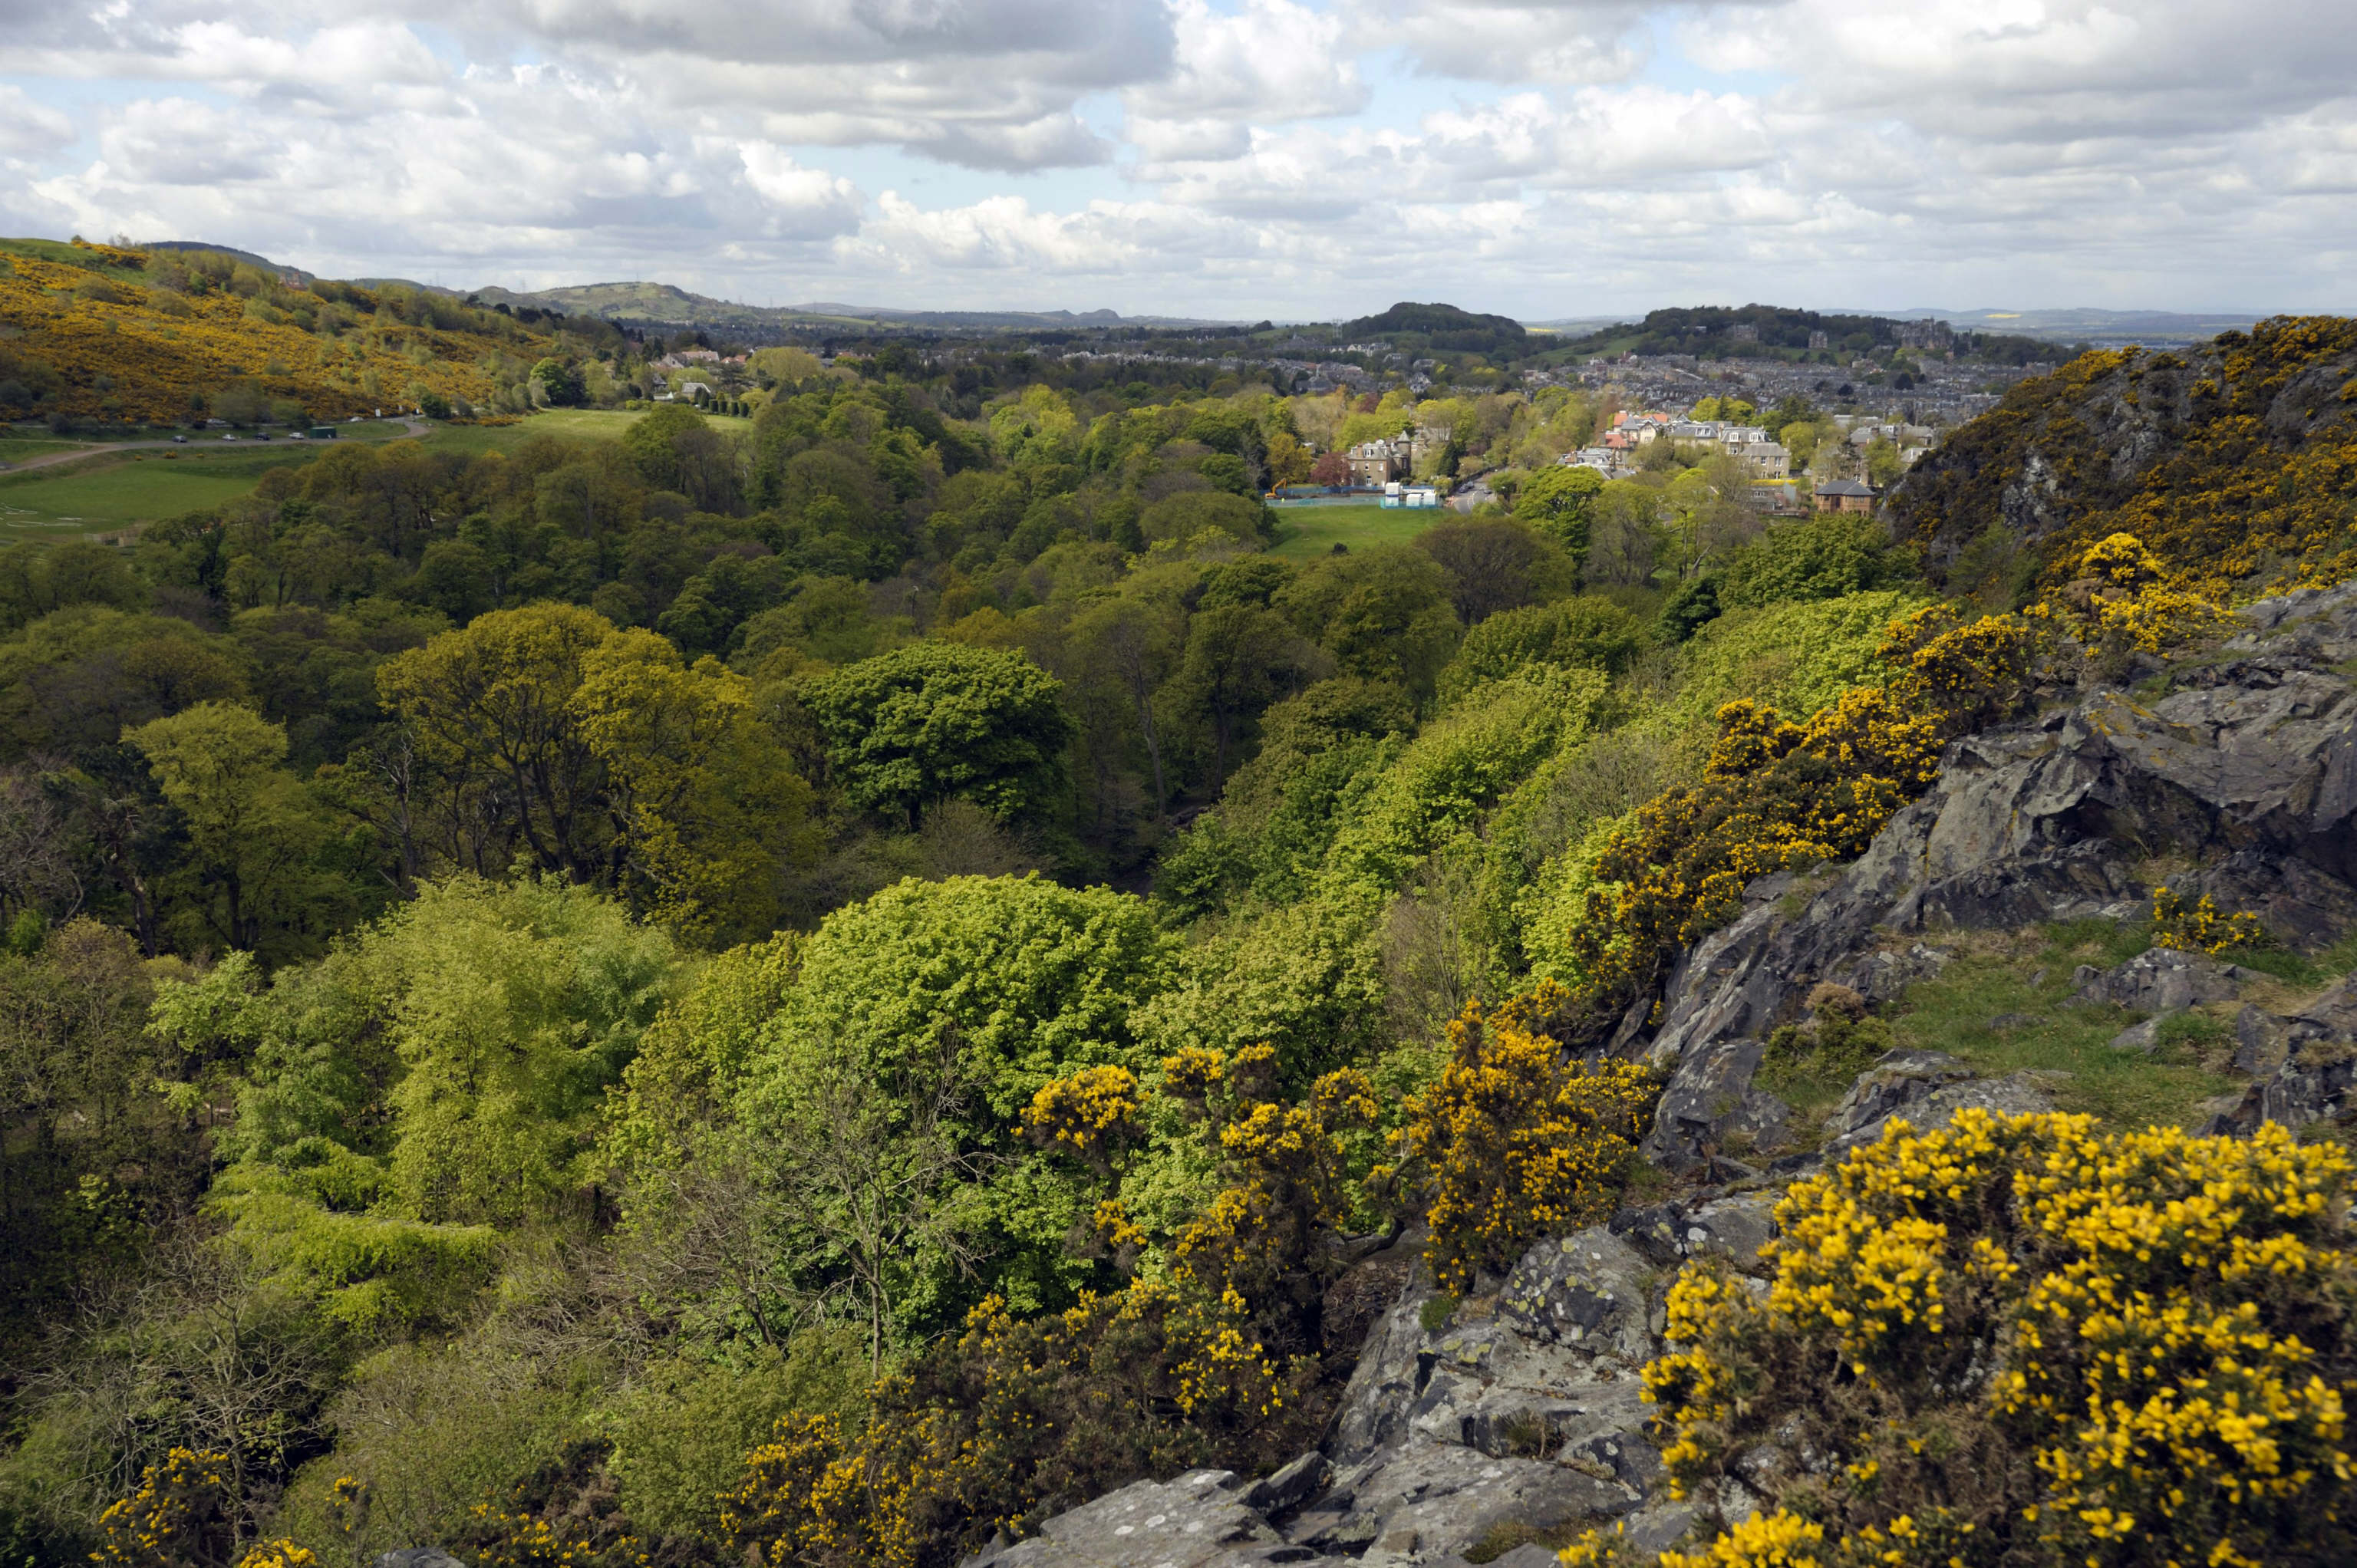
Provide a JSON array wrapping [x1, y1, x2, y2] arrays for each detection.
[[1814, 479, 1875, 513], [1566, 447, 1624, 476], [1347, 439, 1407, 487], [1726, 440, 1791, 479]]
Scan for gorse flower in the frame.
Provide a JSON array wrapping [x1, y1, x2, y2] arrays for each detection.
[[1626, 1111, 2356, 1568], [1392, 987, 1657, 1295]]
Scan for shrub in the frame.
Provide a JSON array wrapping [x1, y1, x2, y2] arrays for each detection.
[[1561, 607, 2035, 1015], [92, 1449, 240, 1568], [1661, 590, 1927, 744], [2149, 886, 2267, 956], [1386, 990, 1657, 1295], [1633, 1111, 2357, 1568], [1717, 513, 1910, 610], [1437, 596, 1643, 700]]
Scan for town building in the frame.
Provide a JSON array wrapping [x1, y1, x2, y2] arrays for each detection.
[[1814, 479, 1876, 513], [1347, 439, 1408, 487]]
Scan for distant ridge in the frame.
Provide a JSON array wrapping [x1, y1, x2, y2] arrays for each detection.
[[1526, 304, 2266, 346], [465, 280, 1245, 333]]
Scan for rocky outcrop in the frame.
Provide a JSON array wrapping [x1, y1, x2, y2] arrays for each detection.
[[2203, 974, 2357, 1137], [975, 1214, 1738, 1568], [1632, 583, 2357, 1165], [2072, 948, 2253, 1013]]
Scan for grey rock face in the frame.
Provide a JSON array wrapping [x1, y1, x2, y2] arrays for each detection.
[[1309, 1224, 1685, 1561], [2232, 1003, 2287, 1076], [2203, 974, 2357, 1136], [1620, 583, 2357, 1158], [959, 1469, 1288, 1568], [2072, 947, 2249, 1013], [1641, 1036, 1791, 1173], [374, 1553, 465, 1568]]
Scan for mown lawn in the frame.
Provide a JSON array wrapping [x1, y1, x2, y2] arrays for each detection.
[[1267, 500, 1449, 559]]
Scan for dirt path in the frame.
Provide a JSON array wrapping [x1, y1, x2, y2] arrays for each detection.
[[0, 419, 433, 476]]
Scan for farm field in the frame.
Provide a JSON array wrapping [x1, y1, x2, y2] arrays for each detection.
[[0, 448, 317, 534], [1266, 497, 1449, 558]]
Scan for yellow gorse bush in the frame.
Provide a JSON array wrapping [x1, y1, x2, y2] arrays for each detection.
[[1631, 1110, 2357, 1568], [1392, 987, 1657, 1295], [2032, 532, 2237, 657], [2150, 886, 2268, 956], [92, 1447, 239, 1568], [231, 1543, 315, 1568]]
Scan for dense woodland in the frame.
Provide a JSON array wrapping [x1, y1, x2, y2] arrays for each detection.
[[2, 303, 2355, 1568]]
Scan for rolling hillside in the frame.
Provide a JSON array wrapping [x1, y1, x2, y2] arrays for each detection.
[[0, 237, 567, 425]]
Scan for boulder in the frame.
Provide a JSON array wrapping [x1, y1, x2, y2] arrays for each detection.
[[1828, 1049, 1974, 1139], [374, 1554, 464, 1568], [1242, 1452, 1332, 1520], [2072, 948, 2249, 1013], [1825, 1071, 2053, 1155], [957, 1470, 1294, 1568]]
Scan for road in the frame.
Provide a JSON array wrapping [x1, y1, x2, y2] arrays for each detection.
[[0, 417, 433, 476]]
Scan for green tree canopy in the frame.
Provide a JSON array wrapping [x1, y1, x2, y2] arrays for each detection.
[[735, 875, 1179, 1331], [800, 642, 1072, 828]]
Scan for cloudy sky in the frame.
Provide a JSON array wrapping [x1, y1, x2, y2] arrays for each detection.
[[3, 0, 2352, 319]]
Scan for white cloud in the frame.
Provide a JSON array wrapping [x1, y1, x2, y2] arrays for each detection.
[[733, 143, 865, 238], [1348, 0, 1657, 84], [5, 0, 2357, 315], [0, 86, 77, 156]]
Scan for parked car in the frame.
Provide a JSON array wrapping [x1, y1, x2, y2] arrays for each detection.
[[172, 435, 188, 443], [221, 434, 237, 442]]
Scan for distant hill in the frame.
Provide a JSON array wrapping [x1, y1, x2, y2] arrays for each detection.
[[1549, 304, 2054, 364], [1338, 301, 1527, 356], [0, 236, 562, 424]]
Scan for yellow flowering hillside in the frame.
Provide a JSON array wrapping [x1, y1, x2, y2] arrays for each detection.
[[1893, 316, 2357, 598], [0, 237, 562, 423]]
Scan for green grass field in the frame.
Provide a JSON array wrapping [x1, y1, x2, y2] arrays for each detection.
[[0, 450, 316, 534], [1267, 500, 1449, 559], [417, 408, 755, 458]]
